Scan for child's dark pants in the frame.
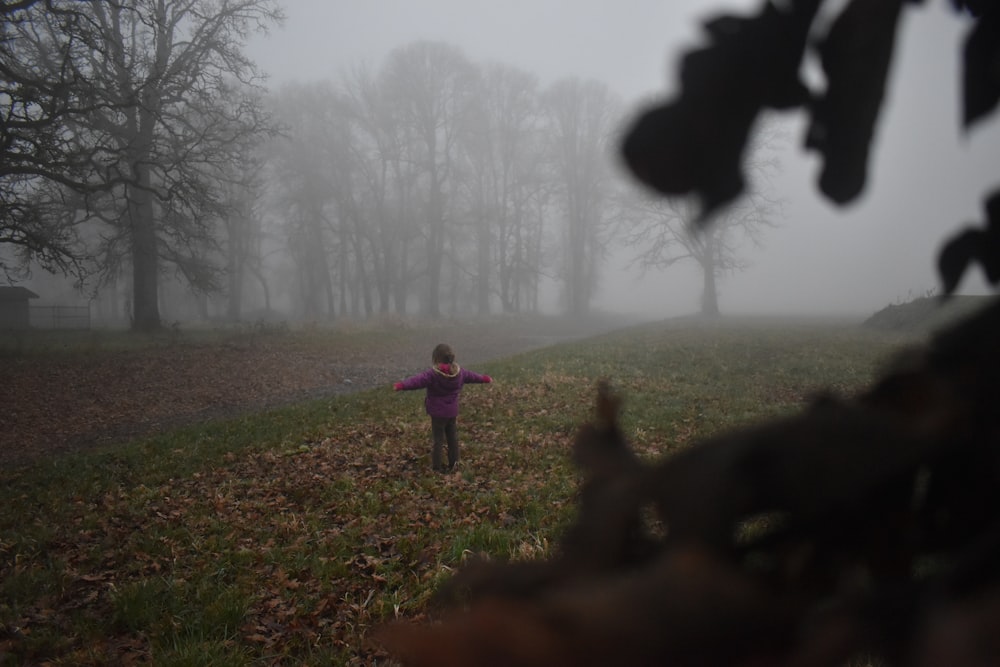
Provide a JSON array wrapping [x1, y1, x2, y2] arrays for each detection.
[[431, 416, 458, 470]]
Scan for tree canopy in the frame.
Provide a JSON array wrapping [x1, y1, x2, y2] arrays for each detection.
[[0, 0, 283, 329]]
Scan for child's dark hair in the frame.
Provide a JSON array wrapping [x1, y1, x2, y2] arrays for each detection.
[[432, 343, 455, 365]]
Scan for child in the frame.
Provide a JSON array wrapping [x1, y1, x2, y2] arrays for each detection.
[[393, 343, 492, 472]]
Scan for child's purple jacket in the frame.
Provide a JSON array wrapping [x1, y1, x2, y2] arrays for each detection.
[[396, 364, 489, 418]]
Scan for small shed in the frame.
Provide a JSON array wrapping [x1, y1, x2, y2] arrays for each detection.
[[0, 286, 40, 330]]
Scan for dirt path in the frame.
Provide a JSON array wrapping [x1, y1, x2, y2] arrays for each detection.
[[0, 315, 630, 470]]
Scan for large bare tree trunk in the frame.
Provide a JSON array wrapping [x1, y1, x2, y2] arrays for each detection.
[[130, 163, 161, 331], [226, 217, 245, 321], [700, 235, 720, 317], [247, 263, 271, 312]]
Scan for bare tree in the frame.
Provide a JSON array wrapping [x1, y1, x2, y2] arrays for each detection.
[[217, 134, 269, 321], [543, 78, 621, 316], [622, 122, 785, 316], [267, 50, 552, 320], [380, 41, 478, 317], [266, 82, 339, 320], [329, 119, 376, 318], [460, 63, 549, 314], [339, 64, 431, 315], [36, 0, 283, 331], [0, 1, 116, 282]]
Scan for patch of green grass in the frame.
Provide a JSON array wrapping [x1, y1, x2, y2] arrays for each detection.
[[0, 318, 917, 665]]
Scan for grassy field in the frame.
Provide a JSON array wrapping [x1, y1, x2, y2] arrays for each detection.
[[0, 317, 920, 666]]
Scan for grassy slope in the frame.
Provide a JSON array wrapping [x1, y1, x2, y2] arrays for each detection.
[[863, 294, 994, 332], [0, 318, 917, 666]]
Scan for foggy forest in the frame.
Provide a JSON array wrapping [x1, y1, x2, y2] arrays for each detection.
[[7, 1, 1000, 665], [0, 0, 791, 332]]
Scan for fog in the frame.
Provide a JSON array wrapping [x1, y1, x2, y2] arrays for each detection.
[[247, 0, 999, 319]]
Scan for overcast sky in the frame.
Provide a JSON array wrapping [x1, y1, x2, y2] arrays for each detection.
[[247, 0, 1000, 318]]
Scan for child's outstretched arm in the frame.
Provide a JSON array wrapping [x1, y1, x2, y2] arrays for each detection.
[[393, 368, 435, 391], [461, 368, 493, 384]]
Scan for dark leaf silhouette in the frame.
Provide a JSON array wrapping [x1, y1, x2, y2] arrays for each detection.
[[962, 9, 1000, 127], [620, 0, 816, 221], [379, 546, 800, 667], [805, 0, 905, 203], [622, 0, 998, 224], [951, 0, 991, 16], [938, 189, 1000, 294]]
